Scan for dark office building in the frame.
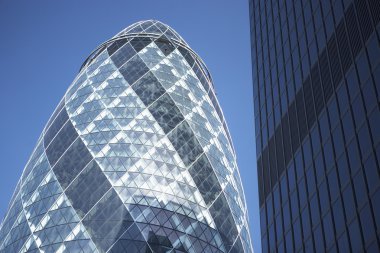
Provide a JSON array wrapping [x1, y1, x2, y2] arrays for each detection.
[[249, 0, 380, 252]]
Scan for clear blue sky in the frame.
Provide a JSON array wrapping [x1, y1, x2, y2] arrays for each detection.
[[0, 1, 260, 251]]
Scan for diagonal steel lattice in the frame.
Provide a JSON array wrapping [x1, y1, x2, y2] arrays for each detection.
[[0, 20, 253, 253]]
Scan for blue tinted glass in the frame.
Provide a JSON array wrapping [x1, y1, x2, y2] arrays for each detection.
[[107, 38, 128, 56], [269, 224, 276, 252], [314, 225, 324, 252], [323, 140, 334, 170], [177, 46, 195, 67], [188, 154, 221, 206], [301, 207, 311, 239], [52, 137, 93, 189], [44, 106, 69, 147], [337, 155, 350, 187], [323, 212, 334, 249], [367, 34, 380, 67], [372, 189, 380, 231], [130, 37, 152, 52], [342, 112, 355, 143], [364, 155, 380, 194], [110, 43, 136, 68], [311, 126, 321, 155], [338, 232, 350, 253], [149, 94, 184, 134], [332, 126, 345, 157], [45, 100, 65, 130], [352, 96, 366, 128], [346, 67, 360, 99], [288, 163, 296, 192], [362, 81, 377, 112], [209, 193, 238, 252], [319, 181, 330, 215], [46, 121, 78, 166], [132, 72, 166, 106], [280, 174, 289, 203], [369, 108, 380, 145], [310, 194, 320, 227], [293, 218, 302, 251], [356, 53, 370, 84], [285, 230, 294, 253], [327, 169, 339, 202], [342, 185, 356, 222], [353, 171, 368, 209], [266, 195, 273, 223], [348, 219, 363, 252], [328, 99, 339, 129], [359, 205, 376, 245], [306, 167, 316, 196], [119, 55, 149, 85], [302, 139, 312, 167], [319, 113, 330, 144], [295, 151, 304, 180], [298, 178, 307, 208], [83, 189, 135, 252], [337, 86, 349, 114], [262, 234, 269, 253], [260, 207, 267, 236], [168, 121, 203, 166], [273, 186, 281, 214], [155, 36, 175, 56], [347, 141, 361, 174], [65, 161, 111, 218], [283, 201, 291, 231], [357, 124, 372, 159], [275, 214, 283, 239], [315, 153, 325, 184], [332, 198, 345, 235]]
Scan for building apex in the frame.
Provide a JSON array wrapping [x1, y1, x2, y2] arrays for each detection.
[[116, 20, 187, 46]]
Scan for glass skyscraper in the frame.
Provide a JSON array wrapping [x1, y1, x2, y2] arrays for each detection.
[[0, 20, 253, 253], [249, 0, 380, 252]]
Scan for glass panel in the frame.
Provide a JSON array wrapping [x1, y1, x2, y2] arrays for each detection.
[[65, 161, 111, 218], [144, 24, 162, 34], [188, 154, 221, 205], [146, 230, 173, 252], [86, 48, 109, 76], [46, 121, 78, 166], [127, 25, 144, 34], [0, 214, 31, 253], [140, 20, 154, 30], [107, 38, 129, 56], [130, 37, 152, 52], [45, 100, 66, 130], [209, 193, 238, 252], [82, 189, 134, 253], [44, 106, 69, 148], [230, 237, 244, 253], [177, 46, 195, 67], [119, 55, 150, 85], [132, 71, 166, 106], [149, 93, 184, 134], [52, 137, 93, 189], [168, 121, 203, 166], [108, 222, 149, 252], [155, 36, 175, 56], [110, 43, 136, 68]]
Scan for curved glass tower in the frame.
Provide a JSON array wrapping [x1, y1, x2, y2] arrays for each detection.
[[0, 20, 253, 253]]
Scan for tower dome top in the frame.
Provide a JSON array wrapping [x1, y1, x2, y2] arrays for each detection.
[[115, 20, 188, 46]]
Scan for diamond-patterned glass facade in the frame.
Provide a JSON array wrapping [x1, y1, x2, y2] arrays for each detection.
[[0, 20, 253, 253]]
